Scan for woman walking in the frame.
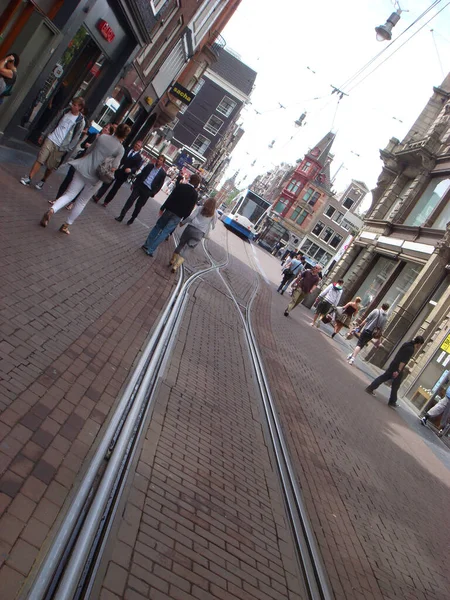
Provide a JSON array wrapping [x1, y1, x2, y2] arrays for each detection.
[[312, 279, 344, 328], [331, 296, 361, 338], [40, 123, 129, 234], [170, 198, 217, 272]]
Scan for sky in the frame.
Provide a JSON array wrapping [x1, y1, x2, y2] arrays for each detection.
[[219, 0, 450, 209]]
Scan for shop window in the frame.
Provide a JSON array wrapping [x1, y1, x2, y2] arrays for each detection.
[[379, 262, 424, 316], [319, 251, 332, 266], [204, 114, 224, 135], [354, 256, 397, 314], [322, 227, 334, 242], [343, 197, 354, 210], [274, 198, 288, 213], [301, 161, 311, 172], [312, 221, 325, 237], [329, 233, 342, 249], [404, 177, 450, 227], [217, 96, 237, 117], [302, 239, 313, 253], [433, 199, 450, 229], [287, 179, 301, 194], [325, 205, 335, 218], [192, 134, 210, 154]]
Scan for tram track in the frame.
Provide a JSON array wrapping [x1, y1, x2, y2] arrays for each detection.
[[25, 225, 331, 600]]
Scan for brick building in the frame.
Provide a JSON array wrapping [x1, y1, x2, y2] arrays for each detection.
[[328, 72, 450, 415]]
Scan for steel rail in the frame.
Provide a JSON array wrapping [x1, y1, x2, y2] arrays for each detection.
[[28, 255, 226, 600], [204, 238, 333, 600]]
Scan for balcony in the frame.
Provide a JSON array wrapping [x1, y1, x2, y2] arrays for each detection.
[[209, 33, 226, 58]]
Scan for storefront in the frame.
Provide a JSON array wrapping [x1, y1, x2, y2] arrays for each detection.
[[0, 0, 139, 142]]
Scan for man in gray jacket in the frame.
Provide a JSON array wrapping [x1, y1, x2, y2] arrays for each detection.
[[21, 96, 85, 190]]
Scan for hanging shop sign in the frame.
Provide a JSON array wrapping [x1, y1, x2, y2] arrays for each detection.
[[169, 82, 195, 106], [440, 333, 450, 354], [97, 20, 115, 43]]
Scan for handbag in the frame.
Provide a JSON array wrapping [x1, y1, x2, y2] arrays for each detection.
[[371, 310, 383, 339], [96, 157, 116, 184], [322, 313, 333, 324]]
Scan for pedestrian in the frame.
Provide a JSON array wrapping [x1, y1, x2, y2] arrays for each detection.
[[141, 173, 201, 257], [115, 155, 166, 225], [347, 303, 390, 365], [21, 97, 85, 190], [93, 139, 144, 206], [170, 198, 218, 272], [52, 124, 114, 204], [283, 265, 322, 317], [280, 248, 291, 264], [39, 123, 130, 235], [277, 254, 305, 294], [421, 383, 450, 431], [365, 336, 425, 407], [0, 53, 19, 104], [312, 279, 344, 328], [331, 296, 361, 338]]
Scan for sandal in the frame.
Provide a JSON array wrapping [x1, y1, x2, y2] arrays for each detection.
[[59, 223, 70, 235], [66, 203, 74, 211], [40, 208, 54, 227], [48, 199, 55, 205]]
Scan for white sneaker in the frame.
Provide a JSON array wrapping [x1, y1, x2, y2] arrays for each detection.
[[20, 176, 31, 186], [348, 358, 354, 365], [35, 181, 44, 190], [347, 353, 352, 361]]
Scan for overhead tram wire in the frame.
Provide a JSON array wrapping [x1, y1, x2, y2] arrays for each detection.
[[338, 0, 443, 92], [347, 1, 450, 93], [431, 28, 445, 78]]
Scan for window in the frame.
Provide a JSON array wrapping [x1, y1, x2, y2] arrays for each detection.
[[151, 0, 167, 15], [322, 227, 334, 242], [192, 78, 205, 95], [308, 191, 320, 206], [329, 233, 342, 249], [287, 179, 301, 194], [333, 211, 344, 224], [301, 239, 332, 265], [302, 187, 314, 202], [404, 177, 450, 227], [274, 197, 289, 214], [296, 210, 308, 225], [192, 134, 210, 155], [343, 197, 354, 210], [325, 205, 335, 218], [217, 96, 237, 117], [204, 114, 223, 135], [301, 161, 311, 172], [312, 221, 324, 237]]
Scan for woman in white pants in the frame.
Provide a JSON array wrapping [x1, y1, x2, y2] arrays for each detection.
[[40, 123, 129, 234]]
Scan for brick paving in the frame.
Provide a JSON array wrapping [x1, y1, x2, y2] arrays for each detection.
[[251, 258, 450, 600], [96, 272, 307, 600], [0, 151, 178, 597]]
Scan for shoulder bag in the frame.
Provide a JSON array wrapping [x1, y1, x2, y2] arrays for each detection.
[[96, 156, 116, 184], [371, 310, 383, 339]]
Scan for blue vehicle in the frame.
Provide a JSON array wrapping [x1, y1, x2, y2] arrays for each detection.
[[222, 189, 270, 240]]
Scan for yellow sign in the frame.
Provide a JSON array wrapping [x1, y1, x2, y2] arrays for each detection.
[[145, 96, 154, 106], [440, 333, 450, 353]]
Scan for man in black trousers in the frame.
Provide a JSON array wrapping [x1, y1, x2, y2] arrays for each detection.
[[93, 140, 144, 206], [365, 335, 425, 407], [115, 155, 166, 225], [141, 173, 201, 257]]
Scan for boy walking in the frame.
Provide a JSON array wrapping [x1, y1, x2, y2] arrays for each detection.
[[21, 97, 85, 190]]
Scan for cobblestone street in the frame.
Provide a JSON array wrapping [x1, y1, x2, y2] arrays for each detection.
[[0, 146, 449, 599]]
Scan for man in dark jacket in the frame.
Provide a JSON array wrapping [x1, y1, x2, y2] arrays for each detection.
[[365, 336, 425, 407], [115, 155, 166, 224], [94, 140, 143, 206], [141, 173, 201, 257]]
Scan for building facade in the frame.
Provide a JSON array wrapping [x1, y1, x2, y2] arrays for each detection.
[[328, 73, 450, 412], [157, 46, 256, 172]]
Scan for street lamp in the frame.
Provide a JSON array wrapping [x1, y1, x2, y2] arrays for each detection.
[[375, 10, 401, 42]]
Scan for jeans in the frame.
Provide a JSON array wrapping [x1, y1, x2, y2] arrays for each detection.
[[143, 210, 181, 255], [367, 368, 403, 404]]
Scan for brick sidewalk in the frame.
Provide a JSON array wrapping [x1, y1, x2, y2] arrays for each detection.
[[96, 273, 307, 600], [252, 283, 450, 600], [0, 153, 179, 597]]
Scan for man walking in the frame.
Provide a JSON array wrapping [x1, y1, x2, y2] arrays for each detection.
[[94, 139, 143, 206], [20, 97, 85, 190], [365, 336, 424, 407], [277, 254, 305, 294], [141, 173, 201, 257], [284, 265, 321, 316], [347, 303, 390, 365], [116, 155, 166, 225]]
